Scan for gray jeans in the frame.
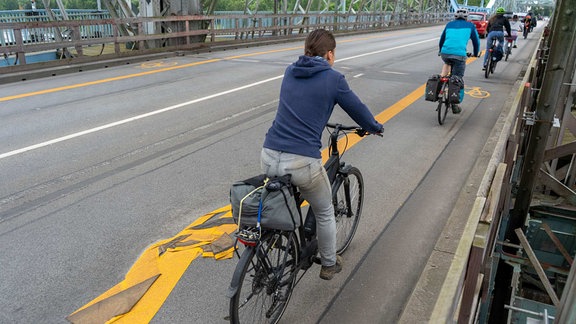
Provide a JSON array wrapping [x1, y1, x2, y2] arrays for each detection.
[[261, 148, 336, 266]]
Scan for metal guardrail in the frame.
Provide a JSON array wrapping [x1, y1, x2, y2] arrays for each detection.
[[0, 12, 451, 66]]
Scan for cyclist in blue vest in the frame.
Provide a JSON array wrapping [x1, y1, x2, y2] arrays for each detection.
[[261, 29, 383, 280], [438, 8, 480, 114], [483, 7, 512, 69]]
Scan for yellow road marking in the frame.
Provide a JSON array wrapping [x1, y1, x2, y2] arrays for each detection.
[[0, 30, 421, 103], [465, 86, 490, 98], [140, 61, 179, 68]]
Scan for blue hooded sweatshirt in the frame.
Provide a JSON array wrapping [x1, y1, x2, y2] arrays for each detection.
[[439, 18, 480, 58], [263, 55, 383, 159]]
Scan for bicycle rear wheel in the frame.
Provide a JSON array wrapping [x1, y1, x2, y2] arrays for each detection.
[[505, 44, 510, 61], [229, 231, 298, 324], [490, 60, 497, 74], [333, 167, 364, 254], [484, 51, 492, 78], [437, 84, 449, 125]]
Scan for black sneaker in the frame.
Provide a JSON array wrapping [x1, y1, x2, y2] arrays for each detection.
[[513, 45, 517, 48], [452, 104, 462, 114], [320, 255, 342, 280]]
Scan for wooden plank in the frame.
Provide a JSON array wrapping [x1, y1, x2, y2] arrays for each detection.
[[541, 223, 574, 265], [480, 163, 507, 223], [515, 228, 561, 307]]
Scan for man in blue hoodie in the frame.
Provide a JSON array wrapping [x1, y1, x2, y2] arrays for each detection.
[[261, 29, 383, 280], [439, 8, 480, 113]]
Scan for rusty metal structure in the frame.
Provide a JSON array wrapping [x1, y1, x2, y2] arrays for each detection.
[[0, 0, 453, 70]]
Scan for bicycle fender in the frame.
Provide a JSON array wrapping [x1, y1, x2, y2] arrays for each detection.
[[226, 247, 255, 298]]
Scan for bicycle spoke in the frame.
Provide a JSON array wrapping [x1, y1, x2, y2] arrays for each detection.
[[334, 168, 363, 254], [229, 231, 298, 323]]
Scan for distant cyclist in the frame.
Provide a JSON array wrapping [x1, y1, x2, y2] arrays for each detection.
[[508, 14, 522, 48], [438, 8, 480, 114], [483, 7, 512, 70]]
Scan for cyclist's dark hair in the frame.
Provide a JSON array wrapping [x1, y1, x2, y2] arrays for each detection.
[[304, 29, 336, 57]]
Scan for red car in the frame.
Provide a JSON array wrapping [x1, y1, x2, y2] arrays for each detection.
[[468, 12, 488, 38]]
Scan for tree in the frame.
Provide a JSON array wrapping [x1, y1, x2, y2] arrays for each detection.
[[2, 0, 21, 10]]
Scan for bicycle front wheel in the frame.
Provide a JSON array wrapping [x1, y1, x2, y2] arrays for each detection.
[[229, 231, 299, 324], [333, 167, 364, 254]]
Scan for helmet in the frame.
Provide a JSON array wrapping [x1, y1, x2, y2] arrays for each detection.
[[496, 7, 505, 14], [454, 8, 468, 19]]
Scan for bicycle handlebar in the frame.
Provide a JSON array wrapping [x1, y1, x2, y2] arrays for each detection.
[[325, 123, 384, 137]]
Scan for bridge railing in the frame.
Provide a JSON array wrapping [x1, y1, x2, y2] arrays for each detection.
[[0, 12, 451, 66]]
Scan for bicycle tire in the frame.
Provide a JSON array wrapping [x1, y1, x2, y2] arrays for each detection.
[[490, 60, 497, 74], [333, 166, 364, 254], [484, 51, 491, 78], [436, 83, 449, 125], [505, 45, 510, 61], [229, 231, 298, 324]]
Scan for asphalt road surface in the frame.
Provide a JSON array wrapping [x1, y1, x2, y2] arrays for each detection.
[[0, 24, 541, 323]]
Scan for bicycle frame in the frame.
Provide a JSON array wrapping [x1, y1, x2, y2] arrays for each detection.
[[301, 124, 353, 251]]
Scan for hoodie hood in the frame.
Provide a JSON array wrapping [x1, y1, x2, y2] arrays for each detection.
[[289, 55, 331, 78]]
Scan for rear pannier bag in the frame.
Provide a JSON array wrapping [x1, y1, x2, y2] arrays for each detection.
[[230, 174, 300, 231], [425, 74, 442, 102], [448, 75, 464, 104]]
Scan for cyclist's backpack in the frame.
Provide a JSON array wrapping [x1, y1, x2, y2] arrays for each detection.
[[230, 174, 301, 231], [448, 75, 464, 104], [425, 74, 442, 102]]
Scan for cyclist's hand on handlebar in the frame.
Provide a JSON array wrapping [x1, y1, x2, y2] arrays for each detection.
[[355, 127, 383, 137], [355, 129, 368, 137]]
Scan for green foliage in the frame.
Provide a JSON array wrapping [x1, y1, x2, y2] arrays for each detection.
[[2, 0, 21, 10]]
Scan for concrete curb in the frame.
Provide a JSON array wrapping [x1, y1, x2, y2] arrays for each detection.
[[398, 71, 530, 322]]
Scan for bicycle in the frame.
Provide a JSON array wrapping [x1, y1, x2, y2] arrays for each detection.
[[523, 21, 530, 39], [227, 123, 381, 324], [484, 38, 500, 78], [504, 36, 513, 61], [435, 74, 453, 125], [435, 53, 470, 125]]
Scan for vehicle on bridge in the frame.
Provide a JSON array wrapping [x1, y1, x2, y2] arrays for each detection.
[[468, 12, 488, 38]]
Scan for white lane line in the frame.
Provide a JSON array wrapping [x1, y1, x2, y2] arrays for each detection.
[[337, 38, 438, 62], [0, 76, 283, 160], [2, 38, 438, 160], [381, 71, 409, 75]]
